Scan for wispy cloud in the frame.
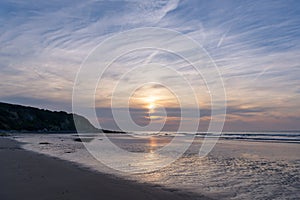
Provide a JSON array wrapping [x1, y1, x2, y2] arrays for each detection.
[[0, 0, 299, 130]]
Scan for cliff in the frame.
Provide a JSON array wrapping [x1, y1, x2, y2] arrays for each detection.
[[0, 102, 117, 133]]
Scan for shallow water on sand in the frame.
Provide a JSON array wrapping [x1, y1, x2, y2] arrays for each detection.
[[13, 133, 300, 200]]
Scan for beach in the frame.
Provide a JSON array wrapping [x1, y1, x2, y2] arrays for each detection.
[[8, 132, 300, 200], [1, 1, 299, 200], [0, 138, 210, 200]]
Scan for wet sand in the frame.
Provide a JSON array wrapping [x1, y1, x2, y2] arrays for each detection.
[[0, 138, 211, 200]]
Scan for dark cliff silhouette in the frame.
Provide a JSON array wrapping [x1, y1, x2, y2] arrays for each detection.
[[0, 102, 122, 133]]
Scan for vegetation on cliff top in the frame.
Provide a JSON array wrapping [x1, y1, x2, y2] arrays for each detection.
[[0, 102, 122, 133]]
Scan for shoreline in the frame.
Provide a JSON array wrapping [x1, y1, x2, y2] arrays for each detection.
[[0, 138, 211, 200]]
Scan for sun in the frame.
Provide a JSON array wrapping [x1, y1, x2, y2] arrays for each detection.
[[148, 103, 156, 110], [145, 96, 157, 111]]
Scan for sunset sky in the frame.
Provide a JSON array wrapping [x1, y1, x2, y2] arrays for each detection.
[[1, 0, 300, 131]]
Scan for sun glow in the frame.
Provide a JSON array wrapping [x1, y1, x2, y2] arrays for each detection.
[[148, 103, 156, 110], [145, 96, 157, 112], [146, 96, 156, 103]]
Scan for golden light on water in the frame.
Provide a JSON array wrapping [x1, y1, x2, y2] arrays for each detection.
[[149, 136, 157, 153]]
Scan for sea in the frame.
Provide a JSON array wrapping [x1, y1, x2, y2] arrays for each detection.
[[12, 131, 300, 200]]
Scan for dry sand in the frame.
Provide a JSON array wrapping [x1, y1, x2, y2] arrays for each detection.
[[0, 138, 211, 200]]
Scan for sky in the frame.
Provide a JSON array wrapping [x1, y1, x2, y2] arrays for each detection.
[[1, 0, 300, 131]]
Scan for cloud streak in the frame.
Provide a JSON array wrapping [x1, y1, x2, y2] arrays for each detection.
[[0, 0, 299, 131]]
